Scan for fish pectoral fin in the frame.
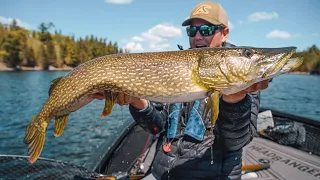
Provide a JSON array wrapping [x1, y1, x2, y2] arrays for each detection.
[[210, 90, 220, 134], [54, 115, 69, 137], [23, 115, 48, 163], [100, 91, 119, 118]]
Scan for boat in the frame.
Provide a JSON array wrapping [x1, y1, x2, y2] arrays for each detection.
[[1, 107, 319, 180]]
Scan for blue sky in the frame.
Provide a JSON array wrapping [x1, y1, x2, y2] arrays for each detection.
[[1, 0, 319, 52]]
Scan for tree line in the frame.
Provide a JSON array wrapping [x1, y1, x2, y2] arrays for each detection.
[[291, 45, 320, 74], [0, 19, 319, 74], [0, 20, 129, 70]]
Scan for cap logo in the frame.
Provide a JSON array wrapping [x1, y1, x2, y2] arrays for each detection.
[[192, 5, 211, 15]]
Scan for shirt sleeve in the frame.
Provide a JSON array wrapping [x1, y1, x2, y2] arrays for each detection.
[[215, 92, 259, 152], [129, 101, 168, 135]]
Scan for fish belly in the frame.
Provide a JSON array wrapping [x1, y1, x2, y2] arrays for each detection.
[[53, 92, 95, 116], [143, 89, 209, 104]]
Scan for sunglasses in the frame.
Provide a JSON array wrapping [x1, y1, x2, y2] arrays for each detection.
[[186, 24, 224, 37]]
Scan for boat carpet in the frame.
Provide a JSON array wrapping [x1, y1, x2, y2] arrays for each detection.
[[242, 137, 320, 180]]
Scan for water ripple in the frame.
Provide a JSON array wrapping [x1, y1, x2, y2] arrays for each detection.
[[261, 74, 320, 121]]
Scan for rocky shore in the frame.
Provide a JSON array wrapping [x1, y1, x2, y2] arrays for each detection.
[[0, 63, 73, 71]]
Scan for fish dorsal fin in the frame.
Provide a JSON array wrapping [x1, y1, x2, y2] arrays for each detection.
[[49, 76, 63, 96]]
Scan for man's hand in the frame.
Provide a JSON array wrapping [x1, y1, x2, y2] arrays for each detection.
[[222, 79, 271, 103], [89, 92, 148, 110]]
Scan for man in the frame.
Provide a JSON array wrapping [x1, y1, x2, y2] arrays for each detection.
[[91, 1, 269, 179]]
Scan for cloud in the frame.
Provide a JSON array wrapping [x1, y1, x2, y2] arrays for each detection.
[[123, 23, 182, 52], [105, 0, 132, 4], [312, 32, 319, 36], [149, 43, 170, 51], [131, 36, 145, 42], [247, 12, 278, 22], [0, 16, 32, 29], [123, 42, 144, 52], [266, 30, 293, 39], [147, 24, 182, 38]]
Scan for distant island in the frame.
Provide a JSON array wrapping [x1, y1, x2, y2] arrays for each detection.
[[291, 45, 320, 75], [0, 20, 319, 75]]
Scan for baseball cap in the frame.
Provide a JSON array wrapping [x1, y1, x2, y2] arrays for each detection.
[[182, 1, 228, 27]]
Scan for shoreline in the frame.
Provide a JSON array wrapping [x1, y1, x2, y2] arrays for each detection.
[[0, 63, 73, 72]]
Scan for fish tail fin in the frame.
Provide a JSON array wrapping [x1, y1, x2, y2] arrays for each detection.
[[23, 114, 48, 163], [23, 116, 37, 144], [24, 114, 48, 163], [100, 91, 119, 118], [54, 115, 69, 137]]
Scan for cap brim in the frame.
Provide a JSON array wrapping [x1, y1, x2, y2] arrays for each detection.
[[182, 17, 223, 26], [181, 18, 193, 26]]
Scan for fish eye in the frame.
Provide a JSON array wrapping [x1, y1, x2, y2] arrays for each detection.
[[243, 49, 253, 58]]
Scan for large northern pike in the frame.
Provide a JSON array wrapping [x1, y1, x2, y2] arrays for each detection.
[[23, 46, 302, 163]]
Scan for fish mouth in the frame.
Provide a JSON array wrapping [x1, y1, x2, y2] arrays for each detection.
[[257, 46, 298, 77]]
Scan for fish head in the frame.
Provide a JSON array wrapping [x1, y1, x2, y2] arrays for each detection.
[[247, 46, 298, 75], [194, 46, 300, 94]]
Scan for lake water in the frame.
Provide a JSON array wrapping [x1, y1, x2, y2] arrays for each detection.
[[260, 74, 320, 121], [0, 71, 319, 168]]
